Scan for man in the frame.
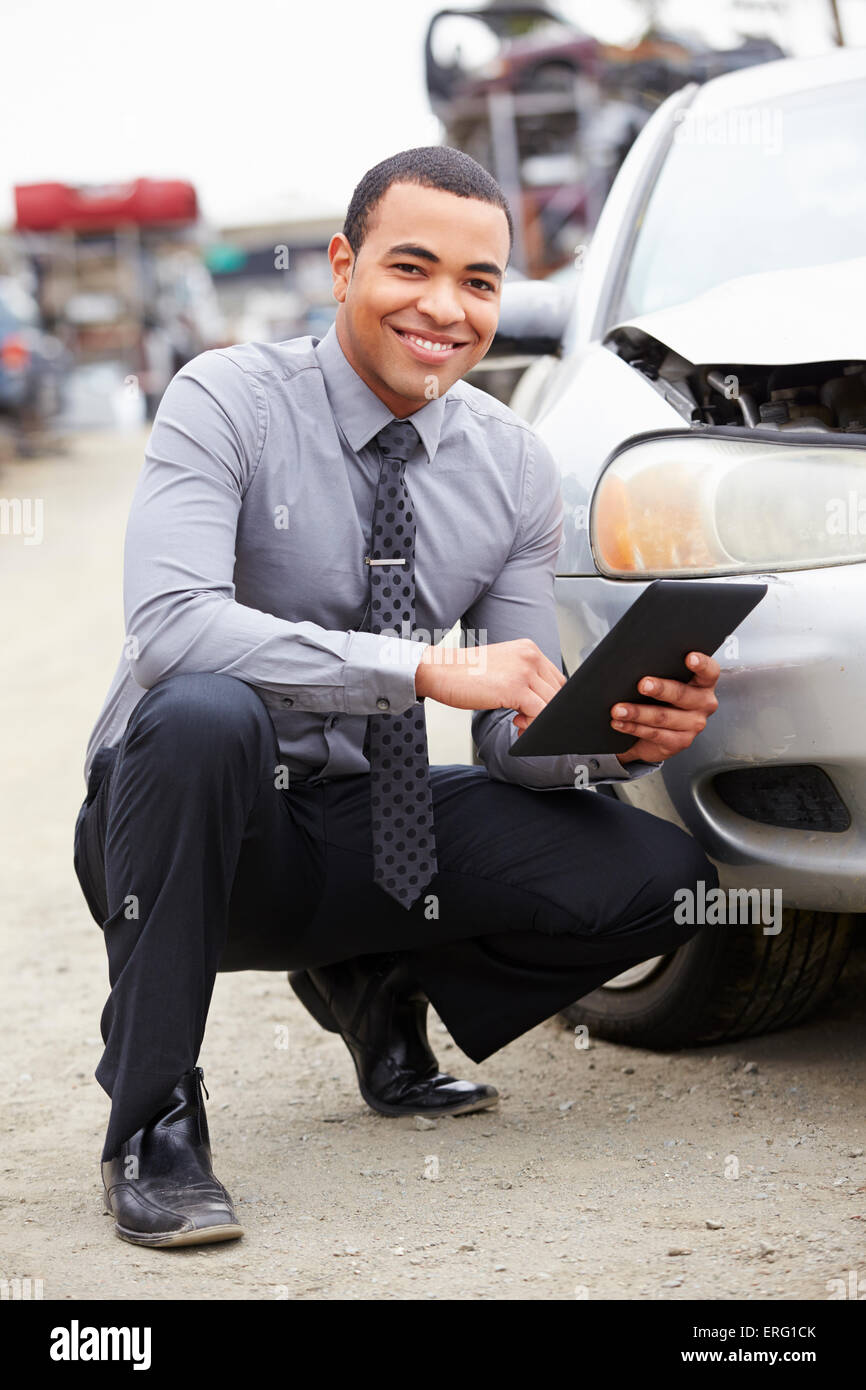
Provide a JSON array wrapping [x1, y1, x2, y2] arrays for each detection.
[[74, 146, 721, 1249]]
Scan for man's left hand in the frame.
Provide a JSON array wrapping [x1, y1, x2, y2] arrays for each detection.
[[612, 651, 720, 766]]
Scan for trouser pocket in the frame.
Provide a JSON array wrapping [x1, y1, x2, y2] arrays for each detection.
[[73, 745, 117, 926]]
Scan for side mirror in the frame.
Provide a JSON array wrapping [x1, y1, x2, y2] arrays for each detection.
[[490, 277, 574, 356]]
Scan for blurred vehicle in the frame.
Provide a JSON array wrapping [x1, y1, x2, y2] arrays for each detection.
[[14, 178, 197, 232], [601, 25, 785, 100], [425, 5, 785, 278], [426, 5, 602, 275], [425, 5, 589, 110], [0, 275, 69, 431], [440, 14, 601, 97], [494, 48, 866, 1048]]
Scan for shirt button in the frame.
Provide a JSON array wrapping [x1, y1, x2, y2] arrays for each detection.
[[282, 696, 294, 706], [589, 758, 599, 771], [376, 697, 390, 712]]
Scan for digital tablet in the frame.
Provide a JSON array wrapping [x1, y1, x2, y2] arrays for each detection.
[[508, 579, 768, 758]]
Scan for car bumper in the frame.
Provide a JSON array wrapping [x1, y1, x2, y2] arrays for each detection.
[[555, 564, 866, 912]]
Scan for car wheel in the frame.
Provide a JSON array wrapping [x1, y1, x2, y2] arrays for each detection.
[[560, 907, 858, 1049]]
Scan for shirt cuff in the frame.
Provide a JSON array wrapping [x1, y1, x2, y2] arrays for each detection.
[[573, 753, 664, 785], [342, 630, 429, 716]]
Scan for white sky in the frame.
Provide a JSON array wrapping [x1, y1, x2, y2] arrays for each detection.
[[1, 0, 863, 233]]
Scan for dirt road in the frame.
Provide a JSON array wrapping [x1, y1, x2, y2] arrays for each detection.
[[2, 427, 864, 1300]]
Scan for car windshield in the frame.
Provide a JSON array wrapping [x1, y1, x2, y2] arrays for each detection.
[[617, 79, 866, 319]]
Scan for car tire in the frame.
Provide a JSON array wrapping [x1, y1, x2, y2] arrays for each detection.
[[560, 907, 859, 1049]]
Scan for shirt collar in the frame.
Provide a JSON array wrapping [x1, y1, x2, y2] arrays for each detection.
[[315, 321, 447, 466]]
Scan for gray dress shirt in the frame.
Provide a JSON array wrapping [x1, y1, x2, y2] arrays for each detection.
[[83, 324, 662, 791]]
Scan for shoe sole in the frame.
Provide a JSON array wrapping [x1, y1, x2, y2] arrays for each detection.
[[357, 1080, 499, 1118], [289, 970, 500, 1119], [113, 1221, 244, 1248]]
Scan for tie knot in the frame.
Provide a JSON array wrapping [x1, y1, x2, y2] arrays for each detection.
[[375, 418, 420, 462]]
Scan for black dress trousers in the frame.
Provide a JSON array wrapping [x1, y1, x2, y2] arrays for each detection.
[[73, 672, 718, 1159]]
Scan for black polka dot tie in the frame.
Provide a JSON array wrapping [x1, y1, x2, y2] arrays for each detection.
[[366, 418, 438, 910]]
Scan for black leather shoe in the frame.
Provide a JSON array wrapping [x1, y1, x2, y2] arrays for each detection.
[[289, 954, 499, 1117], [101, 1067, 243, 1248]]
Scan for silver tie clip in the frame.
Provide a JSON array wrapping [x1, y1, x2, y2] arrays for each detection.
[[365, 556, 407, 566]]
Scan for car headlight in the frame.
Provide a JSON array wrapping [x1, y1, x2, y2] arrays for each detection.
[[590, 430, 866, 577]]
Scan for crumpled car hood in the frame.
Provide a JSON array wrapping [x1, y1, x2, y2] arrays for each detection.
[[608, 256, 866, 365]]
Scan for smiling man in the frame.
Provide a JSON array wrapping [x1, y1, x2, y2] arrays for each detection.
[[73, 146, 721, 1249]]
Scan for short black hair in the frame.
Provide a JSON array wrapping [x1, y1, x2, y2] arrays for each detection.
[[343, 146, 513, 262]]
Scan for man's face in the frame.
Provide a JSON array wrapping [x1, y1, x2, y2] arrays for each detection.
[[329, 182, 509, 417]]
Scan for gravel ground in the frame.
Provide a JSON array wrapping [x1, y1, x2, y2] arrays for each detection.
[[2, 426, 864, 1301]]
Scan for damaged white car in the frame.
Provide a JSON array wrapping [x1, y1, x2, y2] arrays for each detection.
[[500, 47, 866, 1048]]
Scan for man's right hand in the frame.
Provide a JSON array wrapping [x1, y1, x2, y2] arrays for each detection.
[[414, 639, 566, 732]]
